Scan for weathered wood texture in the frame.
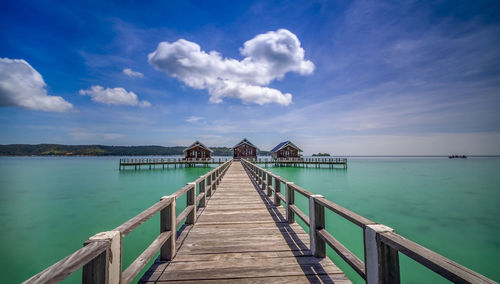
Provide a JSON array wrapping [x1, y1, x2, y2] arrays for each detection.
[[23, 241, 109, 284], [140, 161, 350, 283]]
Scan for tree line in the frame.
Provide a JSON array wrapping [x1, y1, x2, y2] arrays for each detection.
[[0, 144, 271, 156]]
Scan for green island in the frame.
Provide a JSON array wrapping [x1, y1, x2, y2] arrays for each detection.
[[0, 144, 271, 157]]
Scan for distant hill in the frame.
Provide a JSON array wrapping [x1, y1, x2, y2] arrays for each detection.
[[0, 144, 271, 156]]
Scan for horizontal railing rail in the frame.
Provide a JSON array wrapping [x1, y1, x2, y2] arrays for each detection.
[[241, 159, 496, 284], [119, 157, 229, 164], [252, 157, 347, 163], [24, 159, 232, 284], [24, 241, 109, 284]]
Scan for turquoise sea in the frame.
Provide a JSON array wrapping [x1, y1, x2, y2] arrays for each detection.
[[0, 157, 499, 283]]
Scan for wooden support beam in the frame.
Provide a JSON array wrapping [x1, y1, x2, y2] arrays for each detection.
[[212, 172, 216, 191], [83, 231, 121, 284], [273, 176, 280, 206], [285, 182, 295, 223], [160, 196, 176, 261], [186, 183, 197, 224], [198, 176, 206, 208], [309, 194, 326, 258], [364, 224, 400, 284], [206, 174, 212, 197]]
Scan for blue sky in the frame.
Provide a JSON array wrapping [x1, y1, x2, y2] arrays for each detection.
[[1, 0, 499, 155]]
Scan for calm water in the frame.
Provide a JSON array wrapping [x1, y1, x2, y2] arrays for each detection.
[[0, 157, 499, 283]]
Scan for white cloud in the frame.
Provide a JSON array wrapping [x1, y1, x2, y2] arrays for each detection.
[[0, 58, 73, 112], [79, 85, 151, 107], [186, 116, 204, 123], [122, 68, 144, 78], [148, 29, 314, 106]]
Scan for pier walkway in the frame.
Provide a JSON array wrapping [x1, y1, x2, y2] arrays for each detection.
[[140, 161, 350, 283]]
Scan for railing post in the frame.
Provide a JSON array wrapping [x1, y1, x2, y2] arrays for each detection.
[[285, 182, 295, 223], [273, 176, 280, 206], [160, 196, 176, 260], [212, 171, 216, 191], [309, 195, 325, 258], [264, 171, 270, 197], [186, 182, 197, 224], [82, 231, 121, 284], [199, 176, 206, 208], [207, 174, 212, 197], [364, 224, 400, 284], [261, 170, 266, 190]]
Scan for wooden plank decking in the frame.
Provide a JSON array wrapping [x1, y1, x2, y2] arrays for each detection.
[[140, 161, 350, 283]]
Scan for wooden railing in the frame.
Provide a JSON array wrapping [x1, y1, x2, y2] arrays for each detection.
[[24, 160, 232, 284], [252, 157, 347, 163], [119, 157, 346, 165], [119, 157, 229, 164], [241, 159, 496, 284]]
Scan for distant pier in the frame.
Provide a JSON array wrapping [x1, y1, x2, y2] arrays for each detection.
[[255, 157, 348, 168], [119, 158, 229, 170], [119, 157, 347, 170]]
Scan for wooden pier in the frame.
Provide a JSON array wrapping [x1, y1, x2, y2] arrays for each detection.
[[25, 159, 497, 284], [141, 160, 349, 283], [119, 157, 347, 170], [119, 158, 229, 170], [255, 157, 347, 169]]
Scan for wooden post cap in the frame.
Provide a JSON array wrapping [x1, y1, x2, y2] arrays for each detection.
[[365, 224, 396, 284], [87, 231, 121, 284], [366, 224, 394, 233]]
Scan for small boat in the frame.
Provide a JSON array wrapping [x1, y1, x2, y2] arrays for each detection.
[[448, 155, 467, 159]]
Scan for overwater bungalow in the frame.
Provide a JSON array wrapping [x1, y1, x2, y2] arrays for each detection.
[[233, 138, 258, 160], [270, 140, 303, 160], [183, 141, 213, 160]]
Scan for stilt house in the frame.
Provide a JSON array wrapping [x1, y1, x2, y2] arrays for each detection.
[[270, 141, 302, 160], [233, 138, 258, 160], [183, 141, 213, 160]]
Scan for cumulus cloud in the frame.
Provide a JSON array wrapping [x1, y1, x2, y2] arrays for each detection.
[[79, 85, 151, 107], [148, 29, 314, 105], [0, 58, 73, 112], [122, 68, 144, 78]]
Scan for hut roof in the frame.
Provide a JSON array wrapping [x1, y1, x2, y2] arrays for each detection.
[[183, 141, 213, 153], [270, 141, 303, 153], [233, 138, 259, 150]]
